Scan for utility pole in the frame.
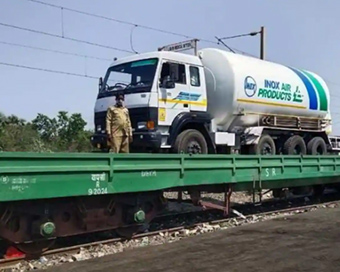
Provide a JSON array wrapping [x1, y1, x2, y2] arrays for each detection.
[[217, 26, 266, 60], [260, 26, 265, 60], [193, 39, 198, 56]]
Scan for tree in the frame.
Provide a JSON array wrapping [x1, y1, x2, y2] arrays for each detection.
[[0, 112, 6, 134], [0, 111, 93, 152], [6, 115, 26, 126], [0, 113, 45, 152], [32, 111, 92, 152], [31, 113, 58, 143]]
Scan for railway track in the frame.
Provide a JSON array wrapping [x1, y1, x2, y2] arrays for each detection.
[[1, 194, 340, 270]]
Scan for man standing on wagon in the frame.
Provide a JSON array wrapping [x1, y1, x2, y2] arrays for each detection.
[[106, 93, 133, 153]]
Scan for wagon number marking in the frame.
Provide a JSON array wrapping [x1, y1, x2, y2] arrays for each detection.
[[141, 171, 157, 177], [88, 173, 108, 195]]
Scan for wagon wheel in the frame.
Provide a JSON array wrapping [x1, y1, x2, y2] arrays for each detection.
[[15, 239, 56, 256]]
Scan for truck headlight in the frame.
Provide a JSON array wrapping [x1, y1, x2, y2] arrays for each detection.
[[137, 122, 147, 129], [137, 121, 155, 130]]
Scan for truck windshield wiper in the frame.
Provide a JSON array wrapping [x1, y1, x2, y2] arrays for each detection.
[[107, 82, 128, 91], [124, 80, 151, 89]]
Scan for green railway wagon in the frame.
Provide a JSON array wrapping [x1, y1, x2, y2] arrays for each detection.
[[1, 152, 340, 254]]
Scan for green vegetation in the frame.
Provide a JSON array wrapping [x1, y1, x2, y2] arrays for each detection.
[[0, 111, 93, 152]]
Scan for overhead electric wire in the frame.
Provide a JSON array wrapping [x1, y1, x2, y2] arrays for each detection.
[[0, 41, 112, 61], [23, 0, 255, 57], [0, 61, 98, 79], [0, 22, 134, 53], [220, 32, 259, 40], [129, 25, 139, 54], [25, 0, 213, 43], [215, 36, 235, 53], [0, 61, 129, 84]]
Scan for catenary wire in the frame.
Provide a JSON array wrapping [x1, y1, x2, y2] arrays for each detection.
[[11, 1, 340, 86], [0, 41, 112, 61], [220, 32, 259, 40], [25, 0, 214, 43], [0, 61, 99, 79], [0, 61, 129, 84], [23, 0, 255, 57], [0, 22, 134, 53]]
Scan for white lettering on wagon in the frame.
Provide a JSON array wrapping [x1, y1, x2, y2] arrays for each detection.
[[0, 176, 10, 184], [88, 173, 108, 196], [265, 168, 277, 177], [141, 171, 157, 177], [11, 177, 36, 185], [91, 173, 106, 182], [0, 176, 37, 193], [88, 188, 108, 195], [0, 176, 36, 185], [11, 185, 29, 193], [12, 177, 36, 193]]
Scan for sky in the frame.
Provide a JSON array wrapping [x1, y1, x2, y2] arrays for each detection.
[[1, 0, 340, 133]]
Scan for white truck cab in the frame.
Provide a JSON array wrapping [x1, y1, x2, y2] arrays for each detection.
[[92, 50, 230, 153]]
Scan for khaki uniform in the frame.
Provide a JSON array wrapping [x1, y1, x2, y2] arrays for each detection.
[[106, 106, 132, 153]]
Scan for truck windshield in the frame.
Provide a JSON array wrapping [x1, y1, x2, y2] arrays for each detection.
[[100, 58, 159, 93]]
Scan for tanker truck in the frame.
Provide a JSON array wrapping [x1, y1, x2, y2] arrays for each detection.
[[91, 47, 340, 155]]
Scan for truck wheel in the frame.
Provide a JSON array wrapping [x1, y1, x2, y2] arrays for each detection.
[[173, 129, 208, 154], [283, 135, 306, 155], [307, 137, 327, 155], [249, 134, 276, 155]]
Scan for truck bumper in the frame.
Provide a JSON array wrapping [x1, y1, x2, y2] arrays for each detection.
[[131, 131, 162, 152], [90, 134, 109, 150]]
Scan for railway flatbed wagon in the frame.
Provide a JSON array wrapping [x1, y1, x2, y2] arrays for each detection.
[[1, 152, 340, 254]]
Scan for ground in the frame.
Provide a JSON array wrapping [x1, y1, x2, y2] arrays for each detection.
[[41, 206, 340, 272]]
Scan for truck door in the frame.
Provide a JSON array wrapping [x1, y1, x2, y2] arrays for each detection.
[[188, 65, 207, 112], [158, 61, 190, 126]]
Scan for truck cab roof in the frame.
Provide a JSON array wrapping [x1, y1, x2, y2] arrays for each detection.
[[108, 50, 202, 68]]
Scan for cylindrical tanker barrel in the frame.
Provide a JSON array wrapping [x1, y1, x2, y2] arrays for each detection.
[[198, 48, 331, 132]]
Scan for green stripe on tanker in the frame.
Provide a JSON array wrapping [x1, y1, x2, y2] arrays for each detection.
[[302, 69, 328, 111]]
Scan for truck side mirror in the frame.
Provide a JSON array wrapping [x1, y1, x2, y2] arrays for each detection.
[[99, 77, 103, 92]]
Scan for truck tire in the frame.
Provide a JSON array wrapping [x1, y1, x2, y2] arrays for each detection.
[[283, 135, 306, 155], [249, 134, 276, 155], [173, 129, 208, 154], [307, 137, 327, 155]]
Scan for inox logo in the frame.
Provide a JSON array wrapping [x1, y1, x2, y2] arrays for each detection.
[[244, 76, 257, 97], [264, 80, 280, 89], [245, 82, 256, 90]]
